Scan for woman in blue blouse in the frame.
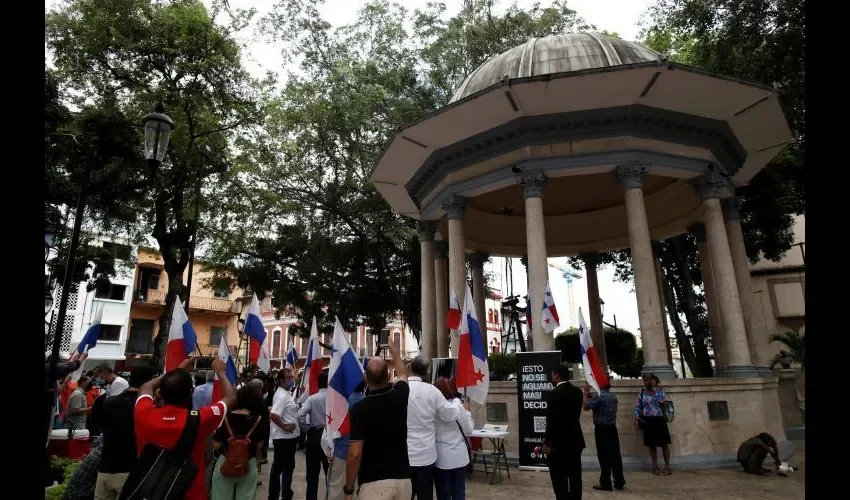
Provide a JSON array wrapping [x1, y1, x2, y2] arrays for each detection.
[[633, 373, 671, 475]]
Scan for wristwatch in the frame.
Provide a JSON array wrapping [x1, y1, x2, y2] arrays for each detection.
[[343, 485, 355, 495]]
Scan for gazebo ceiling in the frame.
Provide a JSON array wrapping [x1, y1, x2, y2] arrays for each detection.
[[370, 32, 794, 254]]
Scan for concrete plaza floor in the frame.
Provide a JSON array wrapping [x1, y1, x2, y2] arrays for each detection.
[[258, 440, 804, 500]]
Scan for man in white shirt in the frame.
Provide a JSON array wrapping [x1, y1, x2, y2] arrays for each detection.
[[298, 371, 330, 500], [406, 356, 465, 500], [269, 369, 301, 500]]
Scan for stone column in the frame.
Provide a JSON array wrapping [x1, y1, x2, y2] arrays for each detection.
[[434, 240, 449, 357], [723, 197, 771, 376], [689, 223, 727, 374], [418, 221, 438, 358], [694, 173, 757, 377], [522, 173, 553, 351], [443, 195, 468, 356], [614, 163, 675, 379], [469, 252, 489, 347], [580, 253, 608, 372]]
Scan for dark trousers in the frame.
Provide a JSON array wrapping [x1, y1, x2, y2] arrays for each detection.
[[306, 427, 330, 500], [269, 438, 298, 500], [410, 462, 436, 500], [434, 466, 465, 500], [548, 450, 582, 500], [594, 425, 625, 489], [741, 448, 769, 474]]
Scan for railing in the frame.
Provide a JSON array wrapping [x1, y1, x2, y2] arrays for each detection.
[[133, 289, 235, 313]]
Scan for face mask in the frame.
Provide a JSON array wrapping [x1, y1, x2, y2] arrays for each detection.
[[94, 377, 105, 386], [283, 380, 295, 390]]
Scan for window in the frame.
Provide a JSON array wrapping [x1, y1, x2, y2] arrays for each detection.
[[127, 319, 154, 354], [350, 328, 358, 352], [102, 242, 132, 261], [213, 287, 229, 299], [99, 324, 121, 342], [488, 310, 494, 323], [494, 311, 499, 324], [393, 331, 401, 353], [95, 284, 127, 301], [210, 326, 226, 346], [272, 330, 281, 358]]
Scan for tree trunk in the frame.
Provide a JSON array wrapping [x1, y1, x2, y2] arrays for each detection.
[[669, 237, 714, 376], [657, 264, 700, 375]]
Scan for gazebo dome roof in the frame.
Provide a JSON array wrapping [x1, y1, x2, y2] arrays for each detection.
[[450, 32, 661, 103]]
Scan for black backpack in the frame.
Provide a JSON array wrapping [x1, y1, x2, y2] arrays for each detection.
[[118, 411, 201, 500]]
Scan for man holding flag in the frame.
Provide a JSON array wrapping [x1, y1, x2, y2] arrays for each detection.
[[577, 308, 624, 491]]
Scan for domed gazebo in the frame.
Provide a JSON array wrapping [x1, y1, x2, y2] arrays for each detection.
[[371, 33, 794, 467]]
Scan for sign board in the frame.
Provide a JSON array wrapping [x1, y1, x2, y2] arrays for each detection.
[[516, 350, 563, 471]]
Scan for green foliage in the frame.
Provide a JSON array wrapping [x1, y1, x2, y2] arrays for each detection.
[[770, 331, 805, 370], [46, 456, 81, 499], [206, 1, 593, 336], [46, 0, 260, 366], [554, 326, 643, 378], [488, 352, 517, 379]]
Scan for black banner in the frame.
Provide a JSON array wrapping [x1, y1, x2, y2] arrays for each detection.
[[431, 358, 457, 384], [516, 350, 563, 470]]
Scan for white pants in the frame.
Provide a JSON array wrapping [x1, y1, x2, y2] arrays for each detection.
[[327, 459, 357, 500], [358, 479, 411, 500]]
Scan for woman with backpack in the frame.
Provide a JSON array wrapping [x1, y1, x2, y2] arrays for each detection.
[[211, 386, 265, 500], [633, 373, 672, 476], [433, 377, 474, 500]]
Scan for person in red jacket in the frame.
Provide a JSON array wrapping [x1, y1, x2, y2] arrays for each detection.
[[134, 357, 237, 500]]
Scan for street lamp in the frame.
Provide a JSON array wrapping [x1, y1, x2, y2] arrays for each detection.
[[45, 103, 174, 446], [143, 102, 175, 167]]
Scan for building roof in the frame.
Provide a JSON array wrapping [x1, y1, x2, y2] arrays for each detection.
[[450, 33, 661, 103]]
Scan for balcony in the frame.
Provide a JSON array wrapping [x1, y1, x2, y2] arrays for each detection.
[[133, 289, 235, 313]]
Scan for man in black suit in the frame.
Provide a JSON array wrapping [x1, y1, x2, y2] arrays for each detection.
[[543, 363, 585, 500]]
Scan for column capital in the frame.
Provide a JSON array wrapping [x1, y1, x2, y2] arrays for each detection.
[[614, 162, 650, 190], [417, 220, 438, 241], [441, 195, 468, 220], [467, 251, 490, 270], [722, 196, 743, 221], [520, 172, 547, 199], [687, 222, 707, 243], [434, 240, 449, 259], [690, 168, 733, 201]]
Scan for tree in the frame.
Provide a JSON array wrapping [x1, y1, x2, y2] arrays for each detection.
[[205, 0, 593, 340], [46, 0, 260, 366], [554, 326, 643, 378]]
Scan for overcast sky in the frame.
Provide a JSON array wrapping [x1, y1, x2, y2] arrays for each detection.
[[45, 0, 655, 335]]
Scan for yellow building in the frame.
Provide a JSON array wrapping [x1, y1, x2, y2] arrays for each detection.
[[121, 248, 244, 369]]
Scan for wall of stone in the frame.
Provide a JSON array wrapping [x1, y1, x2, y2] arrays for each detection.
[[472, 378, 787, 465]]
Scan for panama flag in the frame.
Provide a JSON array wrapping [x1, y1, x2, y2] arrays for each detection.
[[455, 285, 489, 404], [70, 305, 103, 380], [541, 282, 561, 333], [297, 317, 323, 404], [285, 346, 299, 371], [578, 307, 609, 393], [326, 317, 365, 442], [166, 297, 198, 372], [211, 335, 238, 403], [244, 295, 267, 367], [445, 289, 462, 330], [257, 335, 271, 373]]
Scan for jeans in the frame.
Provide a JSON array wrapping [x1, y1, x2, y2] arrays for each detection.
[[306, 428, 329, 500], [269, 438, 298, 500], [211, 456, 259, 500], [434, 467, 466, 500], [594, 425, 625, 489], [410, 463, 435, 500]]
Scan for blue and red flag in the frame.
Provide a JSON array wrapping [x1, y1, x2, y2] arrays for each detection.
[[166, 297, 198, 372], [325, 317, 365, 441], [297, 317, 323, 403], [212, 335, 238, 403], [244, 295, 267, 367], [455, 285, 489, 404], [578, 307, 609, 392]]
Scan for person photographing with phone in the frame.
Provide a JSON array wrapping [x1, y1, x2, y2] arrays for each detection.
[[633, 374, 671, 476]]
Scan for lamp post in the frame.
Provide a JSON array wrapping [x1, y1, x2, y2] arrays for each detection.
[[45, 103, 175, 446]]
